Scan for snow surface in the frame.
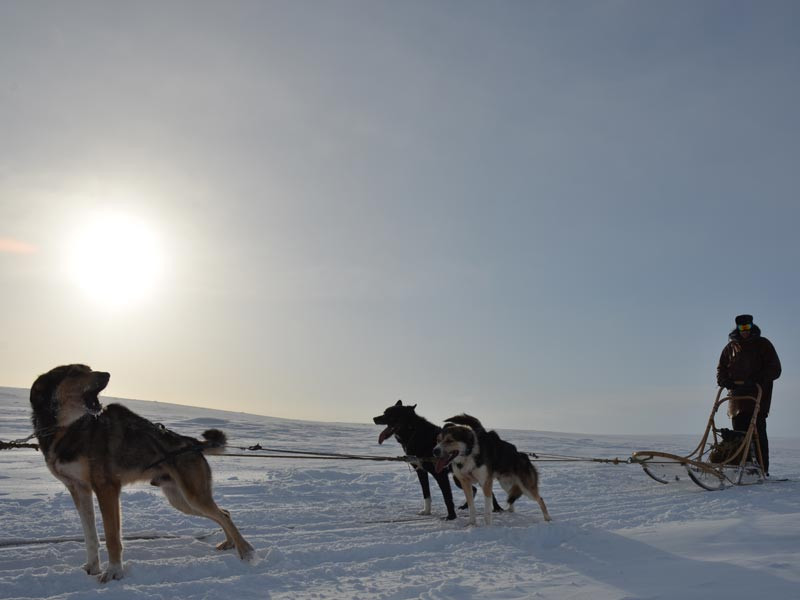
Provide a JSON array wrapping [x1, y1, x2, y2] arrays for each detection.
[[1, 386, 799, 599]]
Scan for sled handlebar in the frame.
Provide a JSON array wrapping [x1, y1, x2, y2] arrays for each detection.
[[718, 381, 762, 389]]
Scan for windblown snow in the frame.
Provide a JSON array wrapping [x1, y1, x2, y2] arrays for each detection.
[[1, 386, 799, 599]]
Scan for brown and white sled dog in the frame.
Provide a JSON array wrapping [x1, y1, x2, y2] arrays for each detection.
[[432, 414, 552, 526], [30, 364, 254, 582]]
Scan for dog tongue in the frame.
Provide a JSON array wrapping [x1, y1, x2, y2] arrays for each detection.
[[435, 456, 451, 474], [378, 426, 395, 445]]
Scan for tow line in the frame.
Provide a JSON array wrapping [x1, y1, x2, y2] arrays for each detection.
[[219, 444, 631, 465], [0, 437, 632, 466]]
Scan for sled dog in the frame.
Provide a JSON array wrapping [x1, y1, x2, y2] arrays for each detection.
[[30, 364, 254, 582], [373, 401, 501, 520], [433, 414, 552, 526]]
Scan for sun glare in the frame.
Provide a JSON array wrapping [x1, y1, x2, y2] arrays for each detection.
[[67, 213, 164, 308]]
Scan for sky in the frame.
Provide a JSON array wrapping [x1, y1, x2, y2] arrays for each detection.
[[1, 1, 798, 436]]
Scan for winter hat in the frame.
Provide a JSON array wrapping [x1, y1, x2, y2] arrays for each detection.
[[735, 314, 754, 326]]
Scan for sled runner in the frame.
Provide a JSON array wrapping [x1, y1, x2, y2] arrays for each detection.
[[631, 384, 766, 491]]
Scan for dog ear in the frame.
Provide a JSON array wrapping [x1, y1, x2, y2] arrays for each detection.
[[30, 378, 52, 411], [30, 367, 70, 409], [30, 367, 72, 433], [395, 399, 403, 406], [411, 404, 417, 410]]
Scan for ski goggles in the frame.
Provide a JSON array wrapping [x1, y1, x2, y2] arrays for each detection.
[[737, 323, 753, 331]]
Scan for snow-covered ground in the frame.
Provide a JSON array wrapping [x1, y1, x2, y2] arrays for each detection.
[[2, 386, 799, 599]]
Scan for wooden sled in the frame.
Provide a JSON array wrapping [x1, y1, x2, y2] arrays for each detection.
[[631, 384, 766, 491]]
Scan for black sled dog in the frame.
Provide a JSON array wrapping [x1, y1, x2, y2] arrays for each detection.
[[30, 364, 254, 582], [433, 414, 552, 526], [373, 400, 501, 520]]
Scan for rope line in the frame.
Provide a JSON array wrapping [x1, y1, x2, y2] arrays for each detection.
[[524, 452, 629, 464], [1, 435, 629, 465], [222, 452, 415, 462], [236, 445, 414, 459], [0, 436, 39, 451], [223, 445, 630, 465]]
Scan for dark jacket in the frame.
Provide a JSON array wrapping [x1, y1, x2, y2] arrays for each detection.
[[716, 325, 781, 416]]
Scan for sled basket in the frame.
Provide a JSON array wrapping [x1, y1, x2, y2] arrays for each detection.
[[631, 384, 766, 491]]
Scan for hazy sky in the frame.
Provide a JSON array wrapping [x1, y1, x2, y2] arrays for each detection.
[[2, 1, 798, 436]]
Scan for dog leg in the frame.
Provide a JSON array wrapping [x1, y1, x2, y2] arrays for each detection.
[[533, 491, 552, 522], [451, 475, 470, 510], [433, 471, 457, 520], [65, 482, 100, 575], [194, 501, 253, 559], [172, 471, 254, 560], [482, 479, 494, 525], [421, 496, 432, 515], [506, 484, 522, 513], [94, 483, 124, 582], [457, 476, 476, 525], [522, 487, 552, 522], [158, 477, 238, 551], [415, 469, 432, 515], [453, 477, 480, 512], [158, 478, 206, 517], [491, 493, 504, 513]]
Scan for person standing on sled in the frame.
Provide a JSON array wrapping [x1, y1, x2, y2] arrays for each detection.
[[716, 314, 781, 476]]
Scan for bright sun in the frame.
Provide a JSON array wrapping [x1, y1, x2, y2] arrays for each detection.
[[67, 213, 164, 308]]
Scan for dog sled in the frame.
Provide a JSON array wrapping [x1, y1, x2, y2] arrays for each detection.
[[630, 384, 766, 491]]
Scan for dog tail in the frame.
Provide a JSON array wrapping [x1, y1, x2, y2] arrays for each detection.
[[200, 429, 228, 455], [444, 414, 486, 433]]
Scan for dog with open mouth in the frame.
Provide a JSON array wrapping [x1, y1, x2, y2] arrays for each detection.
[[29, 364, 254, 582], [373, 400, 501, 520], [433, 414, 552, 526]]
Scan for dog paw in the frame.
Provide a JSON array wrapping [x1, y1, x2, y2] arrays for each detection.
[[238, 542, 256, 562], [82, 561, 101, 576], [417, 509, 432, 516], [98, 563, 124, 583], [458, 502, 469, 510], [216, 540, 235, 551], [445, 513, 457, 521]]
